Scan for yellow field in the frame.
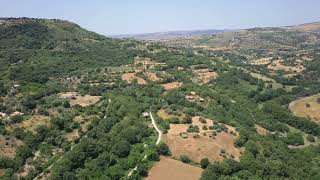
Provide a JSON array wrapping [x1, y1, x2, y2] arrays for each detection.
[[289, 93, 320, 123]]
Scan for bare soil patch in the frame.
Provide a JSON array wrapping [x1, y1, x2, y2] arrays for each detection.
[[121, 73, 147, 85], [160, 82, 183, 90], [145, 156, 203, 180], [166, 116, 242, 163], [193, 69, 218, 84], [289, 93, 320, 123]]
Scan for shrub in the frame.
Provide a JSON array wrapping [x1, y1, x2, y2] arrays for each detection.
[[212, 131, 217, 136], [180, 155, 191, 163], [306, 135, 315, 142], [157, 143, 170, 156], [193, 134, 200, 139], [199, 117, 207, 124], [148, 151, 160, 161], [169, 118, 180, 124], [200, 158, 210, 169], [187, 125, 200, 133]]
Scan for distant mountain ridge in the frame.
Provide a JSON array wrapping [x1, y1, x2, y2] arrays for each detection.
[[112, 29, 235, 40], [114, 21, 320, 41], [284, 21, 320, 32]]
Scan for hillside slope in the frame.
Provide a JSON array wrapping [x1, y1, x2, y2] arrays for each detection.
[[0, 18, 138, 84]]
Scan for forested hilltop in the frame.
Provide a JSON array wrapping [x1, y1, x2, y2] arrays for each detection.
[[0, 18, 320, 180]]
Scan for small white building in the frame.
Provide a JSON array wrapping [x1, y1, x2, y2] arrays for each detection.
[[142, 112, 149, 117]]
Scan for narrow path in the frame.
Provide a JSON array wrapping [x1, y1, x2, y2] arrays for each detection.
[[127, 112, 162, 178], [149, 112, 162, 145], [33, 99, 112, 180]]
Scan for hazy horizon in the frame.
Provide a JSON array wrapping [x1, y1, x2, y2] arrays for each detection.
[[1, 0, 320, 35]]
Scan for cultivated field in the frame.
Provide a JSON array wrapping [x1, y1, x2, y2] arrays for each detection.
[[166, 116, 242, 162], [145, 156, 203, 180], [289, 93, 320, 123]]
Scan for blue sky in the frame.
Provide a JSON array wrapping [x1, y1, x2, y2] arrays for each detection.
[[1, 0, 320, 35]]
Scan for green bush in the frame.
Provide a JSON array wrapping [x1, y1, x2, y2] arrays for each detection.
[[200, 158, 210, 169], [180, 155, 191, 163], [306, 135, 315, 142]]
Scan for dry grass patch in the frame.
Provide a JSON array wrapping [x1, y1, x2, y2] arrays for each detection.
[[255, 124, 269, 136], [249, 57, 272, 65], [121, 73, 147, 85], [289, 93, 320, 123], [7, 115, 50, 133], [0, 135, 24, 158], [70, 95, 102, 107], [157, 109, 186, 121], [145, 156, 203, 180], [193, 45, 233, 52], [160, 82, 183, 90], [64, 116, 92, 142], [193, 69, 218, 84], [166, 116, 242, 163], [268, 60, 305, 75], [58, 92, 102, 107]]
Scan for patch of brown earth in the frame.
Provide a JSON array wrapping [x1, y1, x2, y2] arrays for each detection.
[[166, 116, 242, 163], [121, 73, 147, 85], [193, 69, 218, 84], [145, 156, 203, 180], [160, 82, 183, 90]]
